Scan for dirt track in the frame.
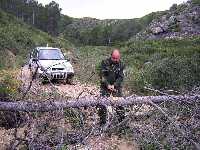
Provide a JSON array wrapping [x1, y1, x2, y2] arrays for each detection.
[[19, 65, 100, 99], [0, 66, 138, 150]]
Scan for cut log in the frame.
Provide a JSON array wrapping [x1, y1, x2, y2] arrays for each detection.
[[0, 95, 199, 112]]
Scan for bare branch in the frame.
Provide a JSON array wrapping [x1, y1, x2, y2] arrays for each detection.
[[149, 100, 200, 150], [0, 95, 199, 112]]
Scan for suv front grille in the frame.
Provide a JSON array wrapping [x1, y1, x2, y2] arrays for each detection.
[[51, 73, 66, 79], [52, 68, 64, 71]]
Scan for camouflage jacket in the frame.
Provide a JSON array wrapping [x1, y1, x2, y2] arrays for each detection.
[[100, 58, 125, 89]]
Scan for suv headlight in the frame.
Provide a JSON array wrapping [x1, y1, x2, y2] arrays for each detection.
[[38, 67, 51, 74], [66, 66, 74, 73]]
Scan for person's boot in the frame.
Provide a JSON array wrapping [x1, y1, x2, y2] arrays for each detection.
[[116, 106, 125, 123], [97, 105, 107, 127]]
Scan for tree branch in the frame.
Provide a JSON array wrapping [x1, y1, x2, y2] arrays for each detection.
[[0, 95, 199, 112]]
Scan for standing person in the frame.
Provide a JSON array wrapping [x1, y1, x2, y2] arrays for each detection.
[[98, 49, 125, 126]]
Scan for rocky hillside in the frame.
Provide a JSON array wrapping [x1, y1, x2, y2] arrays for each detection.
[[136, 0, 200, 40], [63, 0, 200, 45], [63, 10, 165, 33]]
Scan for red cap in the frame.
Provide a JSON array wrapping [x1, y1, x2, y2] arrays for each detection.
[[111, 49, 120, 62]]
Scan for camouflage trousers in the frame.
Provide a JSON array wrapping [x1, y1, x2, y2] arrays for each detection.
[[97, 86, 125, 126]]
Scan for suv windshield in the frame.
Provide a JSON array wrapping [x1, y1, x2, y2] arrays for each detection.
[[38, 49, 65, 60]]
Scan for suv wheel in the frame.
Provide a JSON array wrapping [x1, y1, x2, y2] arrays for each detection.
[[67, 77, 73, 85], [64, 74, 74, 85], [39, 75, 47, 84]]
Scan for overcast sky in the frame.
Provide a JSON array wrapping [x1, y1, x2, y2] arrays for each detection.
[[37, 0, 188, 19]]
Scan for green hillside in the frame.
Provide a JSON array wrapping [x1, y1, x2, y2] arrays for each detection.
[[0, 9, 73, 69], [75, 37, 200, 94], [62, 11, 166, 46], [0, 0, 199, 94]]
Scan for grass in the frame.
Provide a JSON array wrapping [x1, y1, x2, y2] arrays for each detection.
[[73, 46, 114, 84], [0, 69, 21, 99], [74, 37, 200, 95]]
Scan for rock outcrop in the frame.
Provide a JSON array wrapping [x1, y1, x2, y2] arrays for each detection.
[[136, 1, 200, 40]]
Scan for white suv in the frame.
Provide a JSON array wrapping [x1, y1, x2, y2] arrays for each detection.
[[29, 47, 74, 84]]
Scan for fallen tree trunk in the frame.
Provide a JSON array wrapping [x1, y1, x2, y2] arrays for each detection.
[[0, 95, 199, 112]]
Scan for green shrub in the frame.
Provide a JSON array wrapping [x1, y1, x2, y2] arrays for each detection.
[[0, 70, 21, 99], [138, 56, 200, 92], [191, 0, 200, 5], [121, 38, 200, 94], [129, 69, 147, 94]]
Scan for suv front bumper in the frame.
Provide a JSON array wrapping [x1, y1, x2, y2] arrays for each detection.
[[39, 71, 74, 80]]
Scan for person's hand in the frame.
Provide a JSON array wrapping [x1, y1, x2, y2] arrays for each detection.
[[107, 85, 115, 91]]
